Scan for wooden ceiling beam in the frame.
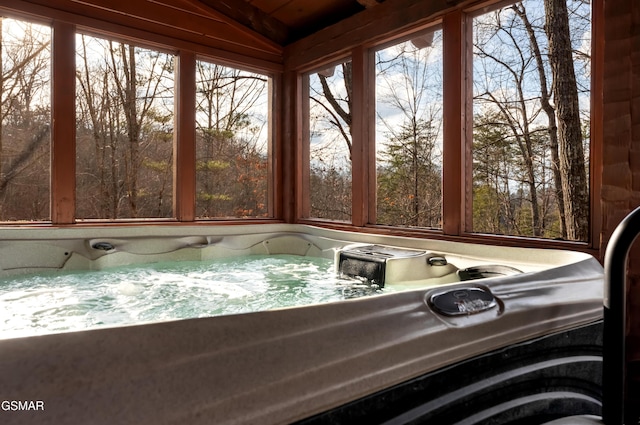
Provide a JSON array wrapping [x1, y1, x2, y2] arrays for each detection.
[[195, 0, 290, 45], [356, 0, 380, 8]]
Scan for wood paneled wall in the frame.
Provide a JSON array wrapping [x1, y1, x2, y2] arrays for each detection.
[[601, 0, 640, 369]]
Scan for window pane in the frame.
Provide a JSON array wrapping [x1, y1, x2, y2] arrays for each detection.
[[375, 27, 443, 229], [308, 61, 352, 221], [76, 35, 175, 219], [471, 0, 591, 241], [195, 61, 269, 219], [0, 18, 51, 222]]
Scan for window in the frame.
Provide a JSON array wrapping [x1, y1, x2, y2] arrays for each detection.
[[0, 0, 596, 240], [0, 17, 51, 222], [195, 60, 270, 219], [306, 60, 353, 222], [375, 26, 444, 229], [76, 34, 175, 219], [470, 0, 591, 241]]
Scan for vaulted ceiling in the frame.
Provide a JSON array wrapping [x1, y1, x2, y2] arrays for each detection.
[[199, 0, 386, 45]]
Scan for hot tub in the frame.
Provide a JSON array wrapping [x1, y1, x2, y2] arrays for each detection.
[[0, 224, 603, 424]]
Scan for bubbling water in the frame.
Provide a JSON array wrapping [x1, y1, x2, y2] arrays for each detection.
[[0, 255, 386, 339]]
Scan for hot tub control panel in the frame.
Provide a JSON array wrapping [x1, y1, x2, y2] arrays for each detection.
[[429, 286, 497, 316], [336, 244, 457, 287], [336, 244, 525, 288]]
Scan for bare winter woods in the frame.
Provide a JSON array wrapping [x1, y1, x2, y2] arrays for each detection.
[[0, 25, 269, 221]]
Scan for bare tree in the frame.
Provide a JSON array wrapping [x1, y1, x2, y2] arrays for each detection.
[[315, 63, 353, 158], [76, 35, 174, 219], [513, 3, 567, 238], [308, 62, 353, 220], [195, 61, 269, 218], [0, 18, 51, 220], [376, 35, 443, 228], [473, 112, 521, 235], [474, 7, 547, 237]]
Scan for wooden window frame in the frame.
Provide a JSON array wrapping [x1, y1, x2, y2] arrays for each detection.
[[287, 0, 602, 255], [0, 3, 281, 226]]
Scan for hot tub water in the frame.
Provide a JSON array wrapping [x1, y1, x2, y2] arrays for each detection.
[[0, 254, 385, 339]]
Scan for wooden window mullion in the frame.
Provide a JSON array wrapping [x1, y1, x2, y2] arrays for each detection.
[[442, 10, 464, 236], [174, 50, 196, 221], [51, 21, 76, 224]]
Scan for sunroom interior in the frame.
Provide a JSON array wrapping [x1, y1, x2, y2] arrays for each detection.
[[1, 0, 640, 418]]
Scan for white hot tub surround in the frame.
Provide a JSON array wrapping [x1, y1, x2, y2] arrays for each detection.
[[0, 224, 604, 425]]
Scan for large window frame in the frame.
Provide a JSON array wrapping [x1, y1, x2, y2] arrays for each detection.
[[0, 6, 279, 225], [292, 0, 602, 252]]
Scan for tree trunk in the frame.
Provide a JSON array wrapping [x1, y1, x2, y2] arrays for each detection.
[[544, 0, 589, 241], [514, 4, 567, 239]]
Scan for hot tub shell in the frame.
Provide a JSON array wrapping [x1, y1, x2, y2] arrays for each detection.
[[0, 224, 603, 424]]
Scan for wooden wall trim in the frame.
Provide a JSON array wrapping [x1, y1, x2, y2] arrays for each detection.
[[600, 0, 634, 253], [278, 71, 290, 222], [299, 74, 311, 219], [268, 75, 280, 219], [173, 51, 197, 222], [350, 46, 372, 226], [591, 0, 604, 254], [35, 0, 281, 54], [442, 10, 463, 236], [51, 21, 76, 224]]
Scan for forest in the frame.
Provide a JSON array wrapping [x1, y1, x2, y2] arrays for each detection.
[[1, 0, 591, 242], [0, 20, 270, 221]]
